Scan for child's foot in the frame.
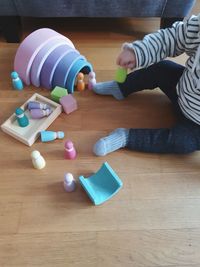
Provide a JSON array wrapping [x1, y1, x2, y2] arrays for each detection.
[[93, 128, 129, 156], [93, 81, 124, 100]]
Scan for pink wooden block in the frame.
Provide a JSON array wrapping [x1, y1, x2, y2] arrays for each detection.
[[59, 95, 77, 114], [14, 28, 74, 85]]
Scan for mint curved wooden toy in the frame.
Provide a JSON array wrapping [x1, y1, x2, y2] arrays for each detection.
[[79, 162, 123, 205]]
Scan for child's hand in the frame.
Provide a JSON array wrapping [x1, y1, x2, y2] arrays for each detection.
[[116, 49, 136, 69]]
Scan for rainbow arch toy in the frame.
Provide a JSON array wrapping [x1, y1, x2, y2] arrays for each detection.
[[14, 28, 93, 93]]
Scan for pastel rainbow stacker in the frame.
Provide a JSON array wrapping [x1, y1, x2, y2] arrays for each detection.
[[14, 28, 93, 93]]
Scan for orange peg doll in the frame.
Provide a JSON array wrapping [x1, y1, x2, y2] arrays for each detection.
[[77, 72, 85, 91]]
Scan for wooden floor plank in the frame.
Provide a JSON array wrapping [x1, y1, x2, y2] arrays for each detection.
[[0, 230, 200, 267], [1, 4, 200, 265]]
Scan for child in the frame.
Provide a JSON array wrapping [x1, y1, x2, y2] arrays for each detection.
[[92, 14, 200, 156]]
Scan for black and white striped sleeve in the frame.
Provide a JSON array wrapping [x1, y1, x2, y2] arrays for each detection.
[[123, 14, 200, 69]]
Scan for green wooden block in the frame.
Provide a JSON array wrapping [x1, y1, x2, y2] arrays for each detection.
[[115, 67, 127, 83], [51, 86, 68, 103]]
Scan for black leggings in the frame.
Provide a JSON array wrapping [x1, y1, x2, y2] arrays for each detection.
[[118, 60, 200, 153]]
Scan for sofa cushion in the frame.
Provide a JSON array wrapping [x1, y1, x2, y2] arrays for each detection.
[[0, 0, 196, 18]]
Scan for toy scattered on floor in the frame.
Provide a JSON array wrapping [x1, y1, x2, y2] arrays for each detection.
[[88, 71, 96, 90], [79, 162, 123, 205], [14, 28, 93, 93], [28, 101, 50, 110], [1, 93, 62, 146], [115, 67, 127, 83], [51, 86, 68, 103], [30, 108, 52, 119], [63, 173, 76, 192], [41, 130, 64, 142], [15, 107, 29, 127], [64, 140, 77, 159], [59, 94, 77, 114], [76, 72, 85, 91], [11, 71, 24, 90], [31, 150, 46, 169]]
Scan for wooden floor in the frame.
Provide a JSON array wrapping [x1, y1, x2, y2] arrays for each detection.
[[1, 11, 200, 267]]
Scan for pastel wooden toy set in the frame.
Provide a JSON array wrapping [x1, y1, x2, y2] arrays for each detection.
[[1, 28, 123, 206], [1, 93, 62, 146], [1, 29, 92, 146], [14, 28, 93, 93]]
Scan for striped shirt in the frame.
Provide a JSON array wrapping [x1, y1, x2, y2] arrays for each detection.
[[124, 14, 200, 125]]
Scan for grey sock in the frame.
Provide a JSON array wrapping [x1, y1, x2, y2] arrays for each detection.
[[93, 128, 129, 156], [93, 81, 124, 100]]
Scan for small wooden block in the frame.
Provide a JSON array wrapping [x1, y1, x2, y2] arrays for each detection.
[[59, 95, 78, 114], [1, 93, 62, 146], [115, 67, 127, 83], [51, 86, 68, 103]]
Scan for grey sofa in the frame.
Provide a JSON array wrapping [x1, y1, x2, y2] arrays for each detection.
[[0, 0, 196, 42]]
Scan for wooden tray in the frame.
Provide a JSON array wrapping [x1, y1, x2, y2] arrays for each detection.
[[1, 93, 62, 146]]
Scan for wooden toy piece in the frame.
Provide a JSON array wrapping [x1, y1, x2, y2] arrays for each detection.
[[77, 72, 85, 91], [66, 59, 93, 94], [51, 86, 68, 103], [31, 150, 46, 169], [79, 162, 123, 205], [64, 140, 77, 160], [30, 108, 52, 119], [115, 67, 127, 83], [59, 95, 77, 114], [15, 107, 29, 127], [40, 44, 75, 90], [41, 130, 64, 142], [52, 51, 81, 89], [30, 38, 70, 88], [63, 173, 76, 192], [88, 71, 96, 90], [1, 93, 62, 146], [11, 71, 23, 90], [14, 28, 74, 86], [28, 101, 50, 110]]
